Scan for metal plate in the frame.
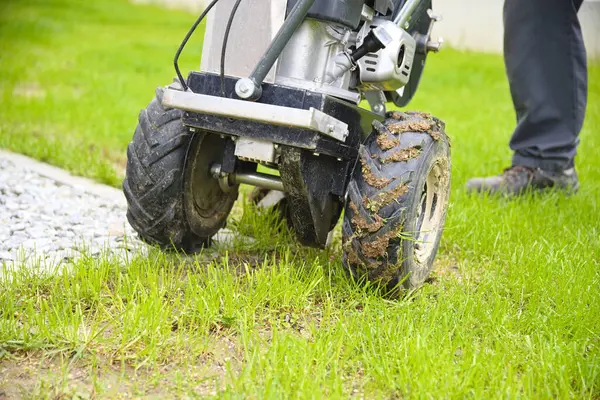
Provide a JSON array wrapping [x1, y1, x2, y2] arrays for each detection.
[[201, 0, 286, 83]]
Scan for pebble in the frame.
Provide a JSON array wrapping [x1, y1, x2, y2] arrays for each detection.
[[0, 157, 146, 272]]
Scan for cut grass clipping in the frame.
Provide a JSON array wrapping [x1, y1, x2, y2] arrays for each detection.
[[1, 0, 600, 398]]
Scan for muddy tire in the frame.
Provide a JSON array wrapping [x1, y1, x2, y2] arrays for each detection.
[[123, 84, 238, 252], [342, 111, 451, 289]]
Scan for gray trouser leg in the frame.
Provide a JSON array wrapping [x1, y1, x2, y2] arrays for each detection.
[[504, 0, 587, 172]]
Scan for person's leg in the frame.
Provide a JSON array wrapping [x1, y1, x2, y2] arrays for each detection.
[[466, 0, 587, 195], [505, 0, 587, 172]]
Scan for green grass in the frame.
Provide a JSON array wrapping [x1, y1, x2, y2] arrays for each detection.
[[0, 0, 205, 186], [1, 0, 600, 398]]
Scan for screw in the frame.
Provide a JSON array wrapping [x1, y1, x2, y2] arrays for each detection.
[[373, 104, 384, 113]]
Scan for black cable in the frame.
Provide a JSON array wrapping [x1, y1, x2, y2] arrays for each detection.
[[351, 30, 386, 63], [174, 0, 221, 92], [220, 0, 244, 97]]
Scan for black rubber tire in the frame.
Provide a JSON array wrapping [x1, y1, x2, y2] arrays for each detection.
[[342, 111, 451, 290], [123, 85, 238, 252]]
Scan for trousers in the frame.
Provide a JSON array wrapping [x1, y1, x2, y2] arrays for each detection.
[[504, 0, 588, 171]]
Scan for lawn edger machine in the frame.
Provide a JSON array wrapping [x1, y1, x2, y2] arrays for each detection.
[[123, 0, 451, 289]]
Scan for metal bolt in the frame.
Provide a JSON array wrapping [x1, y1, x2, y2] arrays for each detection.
[[313, 152, 320, 157], [373, 104, 384, 113], [426, 37, 444, 53], [238, 84, 248, 94]]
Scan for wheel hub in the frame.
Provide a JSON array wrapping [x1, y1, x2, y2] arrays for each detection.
[[414, 160, 450, 264]]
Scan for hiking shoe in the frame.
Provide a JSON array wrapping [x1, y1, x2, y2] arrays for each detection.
[[466, 166, 579, 195]]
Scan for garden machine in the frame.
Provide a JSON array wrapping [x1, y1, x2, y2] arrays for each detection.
[[123, 0, 451, 289]]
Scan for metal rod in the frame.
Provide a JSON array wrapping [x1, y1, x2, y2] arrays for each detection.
[[231, 171, 284, 191], [393, 0, 422, 27], [251, 0, 315, 84]]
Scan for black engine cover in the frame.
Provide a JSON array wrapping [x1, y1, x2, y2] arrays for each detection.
[[286, 0, 366, 29]]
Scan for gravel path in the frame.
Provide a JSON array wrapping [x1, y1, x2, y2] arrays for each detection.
[[0, 152, 146, 272]]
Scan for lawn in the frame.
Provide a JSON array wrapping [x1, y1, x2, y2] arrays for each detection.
[[1, 0, 599, 398]]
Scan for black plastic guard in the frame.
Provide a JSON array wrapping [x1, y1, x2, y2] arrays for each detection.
[[279, 147, 346, 248]]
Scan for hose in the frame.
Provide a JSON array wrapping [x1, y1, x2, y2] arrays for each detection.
[[173, 0, 222, 92]]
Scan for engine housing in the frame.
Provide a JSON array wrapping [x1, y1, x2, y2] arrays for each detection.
[[356, 18, 417, 92]]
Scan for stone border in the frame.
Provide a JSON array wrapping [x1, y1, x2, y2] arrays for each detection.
[[0, 150, 125, 206]]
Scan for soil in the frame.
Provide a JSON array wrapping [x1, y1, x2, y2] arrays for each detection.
[[344, 240, 363, 266], [360, 229, 398, 259], [359, 157, 392, 189], [388, 111, 408, 120], [381, 147, 421, 163], [429, 257, 463, 284], [0, 336, 241, 398], [387, 120, 435, 135], [407, 111, 433, 120], [363, 183, 409, 214], [349, 202, 383, 233], [429, 130, 443, 141], [376, 134, 400, 151]]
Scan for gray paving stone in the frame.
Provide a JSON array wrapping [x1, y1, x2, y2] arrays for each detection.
[[0, 150, 248, 274], [0, 152, 147, 271]]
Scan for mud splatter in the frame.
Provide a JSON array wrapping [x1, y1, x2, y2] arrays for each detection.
[[363, 183, 409, 213], [344, 240, 363, 266], [349, 201, 383, 233], [381, 147, 421, 163], [360, 157, 391, 189], [344, 236, 381, 271], [377, 183, 409, 210], [361, 228, 399, 259], [388, 120, 435, 134], [388, 111, 408, 120], [376, 134, 401, 151], [429, 130, 442, 141], [407, 111, 433, 120]]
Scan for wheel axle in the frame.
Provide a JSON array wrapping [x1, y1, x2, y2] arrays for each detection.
[[210, 164, 284, 192]]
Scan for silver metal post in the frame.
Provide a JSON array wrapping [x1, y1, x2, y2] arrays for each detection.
[[393, 0, 422, 28], [235, 0, 316, 100]]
